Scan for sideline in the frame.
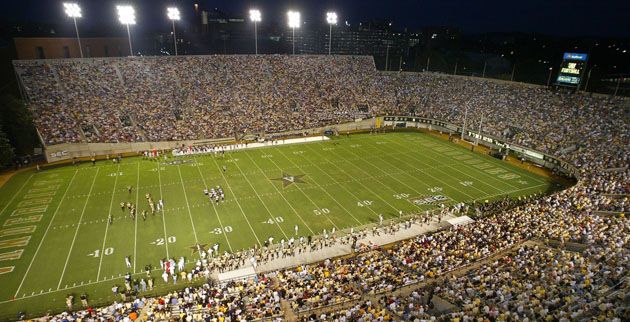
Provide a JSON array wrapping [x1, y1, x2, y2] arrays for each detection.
[[0, 166, 35, 189], [422, 129, 573, 186], [173, 136, 329, 157]]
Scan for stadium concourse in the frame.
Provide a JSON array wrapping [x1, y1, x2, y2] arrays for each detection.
[[10, 55, 630, 321]]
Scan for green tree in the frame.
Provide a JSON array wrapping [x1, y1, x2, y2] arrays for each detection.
[[0, 120, 15, 168], [0, 94, 39, 156]]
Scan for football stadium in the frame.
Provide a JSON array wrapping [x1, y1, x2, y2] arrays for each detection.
[[0, 2, 628, 322]]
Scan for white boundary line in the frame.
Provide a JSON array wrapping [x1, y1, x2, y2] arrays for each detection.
[[371, 136, 479, 200], [0, 183, 551, 304], [399, 136, 523, 191], [133, 162, 140, 272], [225, 153, 289, 239], [156, 162, 170, 259], [13, 169, 79, 298], [362, 136, 496, 197], [303, 143, 402, 214], [368, 138, 498, 196], [273, 147, 363, 226], [176, 165, 200, 244], [192, 156, 233, 252], [299, 144, 382, 218], [96, 163, 120, 280], [242, 150, 319, 234], [0, 172, 34, 216], [418, 134, 547, 185], [57, 167, 100, 289], [209, 155, 262, 247], [332, 142, 434, 211], [388, 134, 546, 193]]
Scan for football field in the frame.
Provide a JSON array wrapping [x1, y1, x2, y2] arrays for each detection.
[[0, 131, 560, 319]]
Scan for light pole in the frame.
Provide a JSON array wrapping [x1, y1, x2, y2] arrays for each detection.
[[461, 106, 468, 140], [117, 5, 136, 56], [546, 67, 553, 87], [326, 12, 337, 55], [584, 66, 594, 92], [167, 8, 180, 56], [476, 113, 484, 146], [63, 3, 83, 58], [385, 39, 390, 71], [287, 11, 300, 55], [482, 61, 487, 78], [249, 10, 261, 55]]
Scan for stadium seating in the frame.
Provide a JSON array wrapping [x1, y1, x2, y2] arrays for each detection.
[[13, 55, 629, 321]]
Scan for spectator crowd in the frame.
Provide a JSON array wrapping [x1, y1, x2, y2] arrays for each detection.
[[13, 55, 630, 321]]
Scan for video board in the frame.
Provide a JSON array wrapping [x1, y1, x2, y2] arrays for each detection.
[[557, 52, 587, 85]]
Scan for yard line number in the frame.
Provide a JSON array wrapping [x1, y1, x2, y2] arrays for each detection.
[[393, 193, 410, 199], [89, 248, 113, 257], [313, 208, 330, 216], [357, 200, 373, 207], [152, 236, 177, 245], [263, 217, 285, 223], [210, 226, 233, 234]]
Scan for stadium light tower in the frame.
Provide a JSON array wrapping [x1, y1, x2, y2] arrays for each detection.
[[167, 7, 180, 56], [249, 9, 261, 55], [326, 12, 337, 55], [63, 3, 83, 58], [287, 11, 300, 55], [117, 5, 136, 56]]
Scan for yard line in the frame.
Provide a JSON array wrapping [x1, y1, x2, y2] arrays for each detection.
[[57, 167, 100, 290], [156, 163, 170, 259], [382, 135, 519, 194], [332, 143, 437, 209], [411, 135, 547, 185], [176, 165, 200, 244], [303, 143, 402, 214], [299, 144, 381, 217], [133, 162, 140, 272], [226, 153, 290, 239], [209, 155, 262, 247], [39, 161, 143, 174], [368, 136, 479, 200], [96, 163, 120, 281], [192, 156, 233, 252], [273, 147, 363, 225], [360, 137, 497, 196], [0, 172, 34, 216], [242, 150, 319, 234], [14, 169, 79, 298], [394, 136, 523, 190]]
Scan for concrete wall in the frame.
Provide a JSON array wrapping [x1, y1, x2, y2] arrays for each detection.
[[43, 118, 381, 163], [14, 37, 130, 60]]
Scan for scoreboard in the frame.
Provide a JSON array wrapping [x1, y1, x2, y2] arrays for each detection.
[[557, 52, 587, 85]]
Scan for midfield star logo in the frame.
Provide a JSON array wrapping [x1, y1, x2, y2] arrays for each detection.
[[187, 242, 209, 255], [270, 172, 308, 189]]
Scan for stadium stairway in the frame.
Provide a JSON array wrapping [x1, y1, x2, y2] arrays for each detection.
[[49, 65, 68, 98], [112, 64, 124, 83]]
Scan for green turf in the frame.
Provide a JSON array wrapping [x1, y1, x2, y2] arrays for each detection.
[[0, 131, 560, 320]]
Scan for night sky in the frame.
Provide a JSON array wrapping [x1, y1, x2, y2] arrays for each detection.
[[2, 0, 629, 37]]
